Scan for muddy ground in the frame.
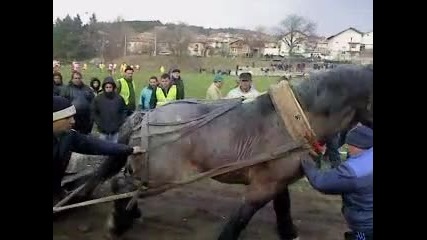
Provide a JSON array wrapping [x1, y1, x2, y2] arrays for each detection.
[[53, 177, 346, 240]]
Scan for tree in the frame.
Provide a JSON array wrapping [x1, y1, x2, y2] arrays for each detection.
[[53, 13, 102, 61], [275, 14, 316, 56], [53, 14, 85, 60], [242, 33, 265, 58], [156, 23, 194, 57], [103, 19, 136, 60]]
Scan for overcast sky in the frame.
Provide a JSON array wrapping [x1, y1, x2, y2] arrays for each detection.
[[53, 0, 373, 37]]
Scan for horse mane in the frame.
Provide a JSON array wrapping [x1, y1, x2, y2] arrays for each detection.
[[291, 64, 373, 116]]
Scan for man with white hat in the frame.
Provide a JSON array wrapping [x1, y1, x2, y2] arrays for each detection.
[[225, 72, 260, 101], [53, 96, 142, 204]]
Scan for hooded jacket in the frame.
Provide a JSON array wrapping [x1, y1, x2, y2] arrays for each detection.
[[92, 77, 127, 134], [90, 78, 102, 96]]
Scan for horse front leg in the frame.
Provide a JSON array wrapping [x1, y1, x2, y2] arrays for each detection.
[[106, 175, 142, 239], [218, 198, 270, 240], [273, 187, 299, 240], [218, 181, 277, 240]]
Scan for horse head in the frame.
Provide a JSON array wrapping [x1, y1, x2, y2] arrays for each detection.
[[291, 64, 373, 139]]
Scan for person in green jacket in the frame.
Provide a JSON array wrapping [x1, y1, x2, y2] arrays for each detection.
[[117, 66, 136, 116]]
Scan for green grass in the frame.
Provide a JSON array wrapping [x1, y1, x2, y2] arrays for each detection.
[[63, 65, 282, 101]]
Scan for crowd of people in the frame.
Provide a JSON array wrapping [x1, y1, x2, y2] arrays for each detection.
[[52, 64, 265, 142], [52, 63, 372, 240], [53, 65, 186, 141]]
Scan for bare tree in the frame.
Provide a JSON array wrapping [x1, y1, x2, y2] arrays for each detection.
[[217, 43, 230, 57], [275, 14, 316, 56], [242, 33, 265, 58], [157, 23, 194, 57], [103, 19, 136, 60]]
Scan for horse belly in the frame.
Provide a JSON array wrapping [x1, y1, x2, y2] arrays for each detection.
[[212, 169, 250, 185]]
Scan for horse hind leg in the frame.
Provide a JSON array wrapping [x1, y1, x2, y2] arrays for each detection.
[[273, 187, 299, 240], [106, 175, 142, 239]]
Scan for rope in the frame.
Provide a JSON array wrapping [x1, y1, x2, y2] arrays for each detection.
[[53, 142, 307, 213]]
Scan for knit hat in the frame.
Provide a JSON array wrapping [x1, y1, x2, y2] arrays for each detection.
[[53, 96, 76, 122], [345, 125, 373, 149], [213, 74, 224, 82]]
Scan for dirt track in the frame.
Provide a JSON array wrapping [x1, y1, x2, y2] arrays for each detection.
[[53, 178, 346, 240]]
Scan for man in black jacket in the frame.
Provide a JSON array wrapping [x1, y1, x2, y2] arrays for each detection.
[[53, 96, 142, 205], [170, 68, 185, 100], [92, 77, 127, 143], [60, 71, 95, 134]]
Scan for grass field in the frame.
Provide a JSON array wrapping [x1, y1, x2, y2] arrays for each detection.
[[63, 65, 284, 102]]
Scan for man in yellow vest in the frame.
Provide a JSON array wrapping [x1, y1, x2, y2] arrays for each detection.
[[149, 73, 179, 108], [117, 66, 136, 116]]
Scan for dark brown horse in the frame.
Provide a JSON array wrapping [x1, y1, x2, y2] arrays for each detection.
[[82, 64, 373, 240]]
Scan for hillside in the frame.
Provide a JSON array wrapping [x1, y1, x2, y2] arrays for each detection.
[[118, 20, 260, 35]]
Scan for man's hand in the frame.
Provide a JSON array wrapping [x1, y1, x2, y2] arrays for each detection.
[[132, 146, 144, 154], [300, 156, 317, 173], [301, 157, 315, 166]]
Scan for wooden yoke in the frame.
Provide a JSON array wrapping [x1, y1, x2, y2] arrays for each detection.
[[268, 80, 319, 155]]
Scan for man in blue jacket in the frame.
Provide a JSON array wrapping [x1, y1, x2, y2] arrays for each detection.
[[53, 96, 142, 206], [139, 76, 158, 110], [301, 125, 373, 240]]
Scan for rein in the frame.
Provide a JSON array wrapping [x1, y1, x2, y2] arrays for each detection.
[[53, 141, 309, 213]]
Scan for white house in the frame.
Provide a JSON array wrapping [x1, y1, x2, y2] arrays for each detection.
[[326, 27, 364, 60], [262, 42, 280, 56], [361, 31, 373, 51]]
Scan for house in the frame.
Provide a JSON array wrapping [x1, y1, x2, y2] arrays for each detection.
[[326, 27, 364, 60], [361, 31, 373, 51], [188, 42, 206, 57], [127, 32, 155, 54], [304, 36, 329, 56], [228, 39, 251, 57], [262, 42, 280, 56]]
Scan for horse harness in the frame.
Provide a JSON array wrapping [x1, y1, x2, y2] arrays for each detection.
[[125, 82, 320, 208]]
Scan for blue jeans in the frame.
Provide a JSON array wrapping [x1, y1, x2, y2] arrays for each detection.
[[344, 231, 373, 240], [99, 132, 119, 143]]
